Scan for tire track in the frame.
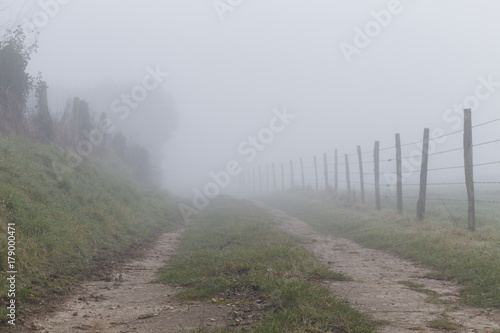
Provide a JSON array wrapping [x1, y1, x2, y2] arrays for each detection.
[[267, 206, 500, 333]]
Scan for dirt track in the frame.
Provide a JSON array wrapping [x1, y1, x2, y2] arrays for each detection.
[[23, 206, 500, 332], [26, 229, 236, 333], [269, 206, 500, 333]]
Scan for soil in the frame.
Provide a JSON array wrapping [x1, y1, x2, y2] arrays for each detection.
[[268, 205, 500, 333], [22, 229, 265, 333]]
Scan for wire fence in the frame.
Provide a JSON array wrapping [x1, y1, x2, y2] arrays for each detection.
[[243, 110, 500, 230]]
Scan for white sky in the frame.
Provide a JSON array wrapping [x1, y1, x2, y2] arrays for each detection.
[[4, 0, 500, 195]]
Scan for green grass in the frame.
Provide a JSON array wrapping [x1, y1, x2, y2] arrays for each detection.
[[0, 136, 183, 325], [427, 318, 461, 330], [262, 191, 500, 308], [158, 197, 376, 332], [396, 280, 452, 305]]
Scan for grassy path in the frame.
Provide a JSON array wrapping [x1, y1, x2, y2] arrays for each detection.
[[262, 192, 500, 309], [158, 197, 376, 332], [264, 203, 500, 332]]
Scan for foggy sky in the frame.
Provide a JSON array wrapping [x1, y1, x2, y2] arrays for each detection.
[[5, 0, 500, 195]]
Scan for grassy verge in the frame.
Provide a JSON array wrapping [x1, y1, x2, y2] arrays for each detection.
[[0, 136, 183, 326], [158, 196, 376, 332], [262, 191, 500, 308]]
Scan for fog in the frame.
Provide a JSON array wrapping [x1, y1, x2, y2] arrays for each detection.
[[5, 0, 500, 196]]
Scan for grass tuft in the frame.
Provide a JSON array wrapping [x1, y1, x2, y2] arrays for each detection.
[[427, 318, 461, 330]]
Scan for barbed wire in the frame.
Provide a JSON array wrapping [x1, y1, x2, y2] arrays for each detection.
[[472, 118, 500, 128], [473, 138, 500, 148], [383, 195, 500, 204], [474, 161, 500, 167], [427, 165, 463, 171], [402, 182, 466, 186]]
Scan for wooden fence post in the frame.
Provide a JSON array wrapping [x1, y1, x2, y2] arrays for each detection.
[[253, 168, 256, 193], [345, 154, 351, 193], [266, 164, 270, 192], [290, 160, 294, 189], [258, 166, 263, 192], [239, 171, 244, 193], [314, 156, 319, 191], [248, 169, 252, 194], [334, 149, 338, 194], [272, 163, 277, 192], [464, 108, 475, 231], [395, 133, 403, 214], [374, 141, 381, 210], [324, 153, 329, 191], [300, 158, 305, 190], [281, 162, 285, 191], [416, 128, 430, 220], [357, 145, 365, 203]]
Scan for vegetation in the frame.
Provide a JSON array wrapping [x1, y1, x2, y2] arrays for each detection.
[[0, 27, 39, 136], [0, 27, 169, 186], [158, 196, 376, 332], [427, 318, 461, 330], [262, 191, 500, 308], [0, 136, 183, 325]]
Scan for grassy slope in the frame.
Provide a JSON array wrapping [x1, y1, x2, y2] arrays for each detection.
[[0, 137, 183, 324], [263, 191, 500, 308], [158, 197, 376, 332]]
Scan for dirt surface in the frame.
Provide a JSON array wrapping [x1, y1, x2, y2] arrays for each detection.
[[18, 205, 500, 332], [24, 229, 261, 333], [268, 206, 500, 333]]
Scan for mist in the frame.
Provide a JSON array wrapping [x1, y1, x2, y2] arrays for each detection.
[[4, 0, 500, 196]]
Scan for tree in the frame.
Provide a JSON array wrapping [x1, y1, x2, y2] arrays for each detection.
[[75, 81, 177, 180], [0, 26, 38, 135], [32, 80, 54, 142], [112, 132, 126, 158]]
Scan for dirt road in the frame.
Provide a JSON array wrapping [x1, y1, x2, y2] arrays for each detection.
[[269, 206, 500, 333], [23, 206, 500, 332], [26, 229, 234, 333]]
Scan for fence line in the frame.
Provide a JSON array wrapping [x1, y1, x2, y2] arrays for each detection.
[[243, 110, 500, 231]]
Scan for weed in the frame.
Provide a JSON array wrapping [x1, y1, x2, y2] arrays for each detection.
[[427, 318, 461, 330]]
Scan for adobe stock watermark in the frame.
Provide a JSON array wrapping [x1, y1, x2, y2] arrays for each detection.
[[51, 65, 169, 180], [383, 74, 500, 188], [213, 0, 243, 21], [21, 0, 72, 33], [339, 0, 405, 64], [6, 222, 17, 326], [178, 107, 297, 223]]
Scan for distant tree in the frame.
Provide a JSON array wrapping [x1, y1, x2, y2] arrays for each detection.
[[112, 132, 126, 158], [74, 82, 177, 172], [32, 80, 54, 142], [126, 145, 151, 185], [0, 26, 39, 135]]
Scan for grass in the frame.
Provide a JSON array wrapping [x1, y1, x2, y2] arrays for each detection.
[[158, 196, 376, 332], [0, 136, 183, 326], [427, 318, 461, 330], [262, 191, 500, 308], [396, 280, 452, 305]]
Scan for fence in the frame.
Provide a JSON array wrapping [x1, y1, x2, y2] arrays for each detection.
[[242, 109, 500, 232]]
